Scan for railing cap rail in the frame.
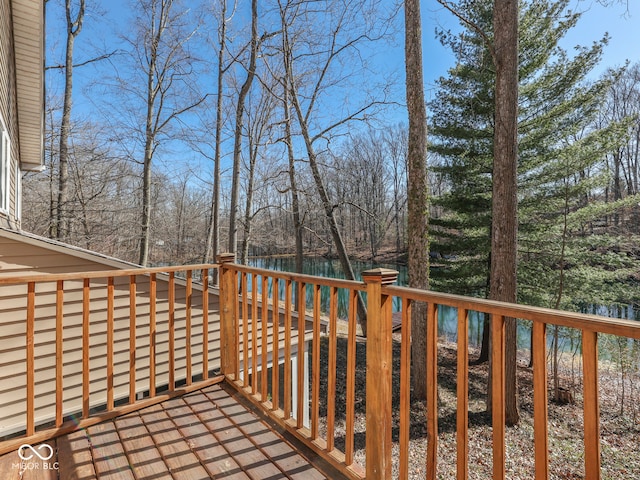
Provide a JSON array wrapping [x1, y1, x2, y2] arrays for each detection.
[[384, 284, 640, 339], [224, 262, 367, 292], [0, 263, 219, 285]]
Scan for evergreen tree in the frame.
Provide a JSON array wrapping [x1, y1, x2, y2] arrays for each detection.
[[430, 0, 494, 299], [430, 0, 638, 311]]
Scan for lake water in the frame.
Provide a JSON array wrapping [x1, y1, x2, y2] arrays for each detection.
[[246, 256, 638, 350], [247, 256, 494, 347]]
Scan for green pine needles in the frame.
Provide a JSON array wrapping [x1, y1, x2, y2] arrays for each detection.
[[429, 0, 640, 315]]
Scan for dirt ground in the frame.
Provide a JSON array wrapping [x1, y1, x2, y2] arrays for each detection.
[[313, 335, 640, 479]]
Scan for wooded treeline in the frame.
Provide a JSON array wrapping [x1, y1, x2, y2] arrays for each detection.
[[24, 0, 640, 310]]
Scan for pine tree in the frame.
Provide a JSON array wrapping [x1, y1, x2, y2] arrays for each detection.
[[430, 0, 640, 409], [430, 0, 494, 299], [431, 0, 637, 309]]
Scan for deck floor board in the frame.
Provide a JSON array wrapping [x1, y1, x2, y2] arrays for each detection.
[[0, 384, 327, 480]]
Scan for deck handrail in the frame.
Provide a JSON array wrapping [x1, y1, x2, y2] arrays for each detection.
[[218, 256, 640, 480], [0, 263, 221, 456], [0, 263, 218, 285], [2, 257, 639, 479]]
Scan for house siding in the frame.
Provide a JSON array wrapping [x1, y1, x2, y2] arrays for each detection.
[[0, 0, 22, 229], [0, 0, 13, 130], [0, 232, 221, 437]]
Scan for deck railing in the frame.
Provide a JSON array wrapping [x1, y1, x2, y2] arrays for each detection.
[[0, 264, 222, 455], [217, 256, 640, 480], [2, 256, 640, 479]]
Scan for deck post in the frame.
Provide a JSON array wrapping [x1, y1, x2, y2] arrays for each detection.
[[362, 268, 398, 480], [218, 253, 237, 378]]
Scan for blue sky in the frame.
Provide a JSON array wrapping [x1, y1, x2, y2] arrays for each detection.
[[49, 0, 639, 102], [44, 0, 639, 179], [421, 0, 638, 88], [560, 1, 638, 73]]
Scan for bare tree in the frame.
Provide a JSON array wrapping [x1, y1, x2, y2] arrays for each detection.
[[240, 90, 279, 264], [333, 132, 396, 260], [275, 0, 392, 333], [55, 0, 85, 240], [228, 0, 259, 256], [602, 63, 640, 230], [203, 0, 233, 267], [24, 111, 143, 262], [112, 0, 207, 266], [282, 75, 305, 276], [384, 125, 408, 253]]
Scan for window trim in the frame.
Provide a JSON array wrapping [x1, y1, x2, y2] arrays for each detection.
[[0, 118, 10, 215]]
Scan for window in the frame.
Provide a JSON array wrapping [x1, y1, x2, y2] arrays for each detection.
[[0, 120, 10, 213]]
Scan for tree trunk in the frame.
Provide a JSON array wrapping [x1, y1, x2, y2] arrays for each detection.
[[138, 4, 160, 267], [283, 82, 304, 277], [472, 312, 491, 365], [404, 0, 430, 400], [203, 0, 228, 276], [138, 134, 154, 266], [475, 252, 493, 364], [57, 0, 85, 240], [240, 137, 257, 265], [281, 36, 304, 313], [228, 0, 258, 255], [490, 0, 520, 426]]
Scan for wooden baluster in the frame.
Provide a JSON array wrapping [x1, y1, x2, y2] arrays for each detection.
[[296, 282, 306, 429], [363, 268, 397, 480], [107, 277, 115, 410], [345, 288, 358, 466], [272, 278, 280, 411], [242, 272, 249, 387], [168, 272, 175, 391], [251, 274, 259, 395], [261, 275, 269, 401], [26, 281, 36, 436], [533, 321, 549, 480], [492, 314, 506, 480], [232, 268, 239, 380], [185, 270, 192, 385], [583, 330, 601, 480], [456, 308, 469, 480], [399, 297, 412, 480], [149, 273, 157, 397], [426, 302, 439, 480], [82, 278, 90, 418], [129, 275, 137, 403], [283, 279, 293, 419], [311, 283, 321, 440], [202, 268, 209, 380], [326, 285, 338, 452], [56, 280, 64, 427]]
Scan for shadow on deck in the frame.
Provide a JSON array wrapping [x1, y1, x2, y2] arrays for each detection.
[[0, 383, 335, 480]]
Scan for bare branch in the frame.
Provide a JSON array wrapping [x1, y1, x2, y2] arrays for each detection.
[[435, 0, 496, 65], [45, 50, 123, 70]]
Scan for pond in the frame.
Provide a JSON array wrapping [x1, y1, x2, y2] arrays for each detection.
[[247, 256, 487, 347], [246, 256, 639, 351]]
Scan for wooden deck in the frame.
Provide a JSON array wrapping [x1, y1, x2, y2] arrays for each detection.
[[0, 383, 328, 480]]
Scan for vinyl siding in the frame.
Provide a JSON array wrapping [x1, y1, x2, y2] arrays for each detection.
[[0, 0, 23, 228], [0, 234, 220, 437]]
